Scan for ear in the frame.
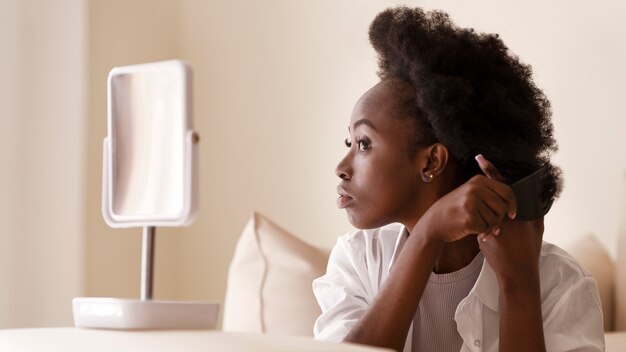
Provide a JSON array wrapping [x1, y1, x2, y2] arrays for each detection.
[[419, 143, 449, 183]]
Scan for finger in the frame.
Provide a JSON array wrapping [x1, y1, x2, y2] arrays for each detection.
[[465, 203, 490, 236], [477, 234, 486, 247], [478, 231, 498, 243], [477, 186, 509, 226], [475, 154, 505, 182], [490, 180, 518, 220], [475, 199, 501, 235], [477, 232, 497, 244], [475, 174, 518, 220]]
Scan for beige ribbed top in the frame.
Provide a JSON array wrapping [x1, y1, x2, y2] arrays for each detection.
[[412, 252, 484, 352]]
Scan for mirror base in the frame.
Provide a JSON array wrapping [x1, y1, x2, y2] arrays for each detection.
[[72, 297, 219, 330]]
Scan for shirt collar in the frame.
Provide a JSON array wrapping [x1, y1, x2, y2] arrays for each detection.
[[471, 258, 500, 311], [388, 225, 409, 271], [389, 225, 500, 311]]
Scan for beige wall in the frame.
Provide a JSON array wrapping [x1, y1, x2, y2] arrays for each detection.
[[2, 0, 625, 327], [0, 0, 86, 327], [0, 0, 20, 328]]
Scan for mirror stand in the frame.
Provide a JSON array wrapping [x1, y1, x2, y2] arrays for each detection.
[[141, 226, 155, 301], [72, 225, 219, 330]]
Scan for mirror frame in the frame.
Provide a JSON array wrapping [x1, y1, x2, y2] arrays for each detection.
[[102, 60, 198, 228]]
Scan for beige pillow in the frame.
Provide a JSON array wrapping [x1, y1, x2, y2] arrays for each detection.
[[564, 234, 615, 331], [222, 212, 330, 336]]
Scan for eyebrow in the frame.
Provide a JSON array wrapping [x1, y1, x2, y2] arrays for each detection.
[[349, 118, 378, 132]]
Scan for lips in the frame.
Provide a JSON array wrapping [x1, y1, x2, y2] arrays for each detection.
[[336, 186, 354, 209]]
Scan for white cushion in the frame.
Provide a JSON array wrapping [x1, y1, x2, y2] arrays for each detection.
[[564, 234, 615, 331], [222, 212, 330, 336]]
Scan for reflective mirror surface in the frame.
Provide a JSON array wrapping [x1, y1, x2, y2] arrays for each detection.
[[109, 62, 188, 220]]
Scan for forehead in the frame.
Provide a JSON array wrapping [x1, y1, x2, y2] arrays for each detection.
[[350, 80, 413, 132]]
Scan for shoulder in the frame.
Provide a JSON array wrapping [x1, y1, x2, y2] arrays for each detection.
[[538, 241, 601, 308], [312, 225, 403, 342], [322, 223, 406, 288], [536, 242, 605, 349], [538, 241, 593, 279]]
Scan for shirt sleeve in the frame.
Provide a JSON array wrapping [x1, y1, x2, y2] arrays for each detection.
[[312, 234, 373, 342], [541, 259, 605, 351]]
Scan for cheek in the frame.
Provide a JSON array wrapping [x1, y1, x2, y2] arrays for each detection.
[[358, 153, 415, 194], [349, 155, 418, 227]]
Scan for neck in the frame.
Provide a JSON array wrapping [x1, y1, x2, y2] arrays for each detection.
[[402, 163, 479, 273], [403, 217, 481, 274], [432, 235, 480, 274]]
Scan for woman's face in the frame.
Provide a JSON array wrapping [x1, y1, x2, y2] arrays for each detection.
[[336, 81, 426, 229]]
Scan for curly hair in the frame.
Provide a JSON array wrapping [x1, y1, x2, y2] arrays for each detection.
[[369, 6, 562, 204]]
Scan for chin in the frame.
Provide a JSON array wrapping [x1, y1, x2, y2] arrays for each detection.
[[346, 210, 388, 230]]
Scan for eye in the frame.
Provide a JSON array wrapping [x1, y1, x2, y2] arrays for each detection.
[[344, 137, 352, 148], [356, 137, 371, 151]]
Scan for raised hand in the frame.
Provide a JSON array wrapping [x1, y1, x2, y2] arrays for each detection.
[[417, 159, 517, 244], [475, 154, 544, 287], [474, 155, 547, 352]]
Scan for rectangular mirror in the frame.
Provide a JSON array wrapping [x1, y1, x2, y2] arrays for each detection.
[[103, 60, 197, 227]]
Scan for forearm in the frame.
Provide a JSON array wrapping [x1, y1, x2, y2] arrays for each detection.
[[344, 233, 443, 352], [498, 272, 546, 352]]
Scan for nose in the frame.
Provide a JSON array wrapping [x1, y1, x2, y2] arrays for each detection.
[[335, 152, 352, 180]]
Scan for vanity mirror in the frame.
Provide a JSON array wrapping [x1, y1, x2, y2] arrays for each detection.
[[73, 60, 218, 330]]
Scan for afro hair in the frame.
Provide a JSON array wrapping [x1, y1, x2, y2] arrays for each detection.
[[369, 6, 562, 204]]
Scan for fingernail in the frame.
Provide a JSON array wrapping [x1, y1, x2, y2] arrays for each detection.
[[509, 211, 517, 219], [494, 227, 501, 236], [475, 154, 488, 169]]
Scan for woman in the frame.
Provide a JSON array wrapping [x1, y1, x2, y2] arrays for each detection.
[[313, 7, 604, 352]]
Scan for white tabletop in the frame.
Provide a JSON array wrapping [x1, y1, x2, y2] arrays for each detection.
[[605, 332, 626, 352], [0, 327, 392, 352], [2, 328, 622, 351]]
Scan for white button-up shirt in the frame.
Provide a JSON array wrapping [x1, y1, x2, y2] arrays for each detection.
[[313, 223, 605, 352]]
